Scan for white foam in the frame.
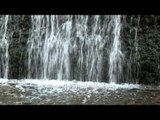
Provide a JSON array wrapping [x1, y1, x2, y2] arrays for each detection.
[[0, 79, 141, 104], [0, 79, 140, 91]]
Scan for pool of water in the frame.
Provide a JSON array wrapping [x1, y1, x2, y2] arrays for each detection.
[[0, 79, 160, 105]]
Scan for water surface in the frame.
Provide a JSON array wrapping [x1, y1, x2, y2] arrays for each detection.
[[0, 79, 159, 105]]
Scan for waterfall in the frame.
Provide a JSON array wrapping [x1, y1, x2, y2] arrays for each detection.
[[0, 15, 9, 78], [1, 15, 160, 89], [108, 15, 124, 83], [27, 15, 123, 82], [0, 15, 128, 83], [27, 15, 72, 79], [0, 15, 125, 83]]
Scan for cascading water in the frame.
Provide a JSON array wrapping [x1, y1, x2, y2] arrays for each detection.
[[2, 15, 160, 105], [0, 15, 9, 78], [27, 15, 72, 80], [0, 15, 134, 83], [27, 15, 123, 82], [109, 15, 124, 83]]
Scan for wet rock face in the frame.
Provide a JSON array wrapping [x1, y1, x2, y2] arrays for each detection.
[[138, 16, 160, 84], [121, 15, 160, 84], [137, 16, 160, 84], [8, 15, 31, 79]]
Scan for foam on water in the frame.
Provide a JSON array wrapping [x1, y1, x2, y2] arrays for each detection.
[[0, 79, 140, 92]]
